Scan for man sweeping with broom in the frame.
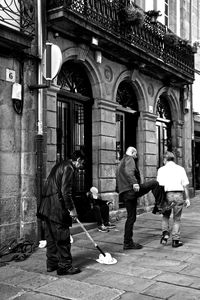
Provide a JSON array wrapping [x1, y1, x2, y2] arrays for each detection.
[[37, 150, 84, 275]]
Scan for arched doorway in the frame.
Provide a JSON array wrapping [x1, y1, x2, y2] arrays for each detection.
[[116, 80, 139, 207], [156, 95, 172, 168], [116, 81, 139, 162], [57, 61, 93, 208]]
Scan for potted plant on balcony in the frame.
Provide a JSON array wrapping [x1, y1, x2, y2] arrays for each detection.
[[146, 10, 162, 23], [163, 32, 180, 46], [118, 3, 145, 26], [192, 42, 199, 53]]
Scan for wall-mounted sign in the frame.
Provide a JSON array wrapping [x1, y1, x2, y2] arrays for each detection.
[[42, 43, 62, 80]]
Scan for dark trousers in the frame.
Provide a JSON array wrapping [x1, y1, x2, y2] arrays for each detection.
[[80, 204, 109, 226], [37, 219, 45, 242], [44, 221, 72, 270], [121, 180, 161, 244]]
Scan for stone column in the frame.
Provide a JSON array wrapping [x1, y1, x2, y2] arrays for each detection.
[[172, 120, 184, 165], [92, 98, 118, 208], [45, 84, 60, 176], [139, 111, 157, 180], [138, 111, 157, 209]]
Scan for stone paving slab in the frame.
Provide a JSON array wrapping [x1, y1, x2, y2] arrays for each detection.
[[180, 265, 200, 277], [118, 255, 188, 272], [0, 283, 25, 300], [84, 271, 154, 293], [143, 281, 200, 299], [118, 292, 159, 300], [1, 270, 39, 286], [15, 292, 65, 300], [186, 254, 200, 265], [17, 274, 58, 289], [137, 248, 193, 262], [154, 271, 200, 288], [36, 278, 124, 300], [86, 258, 162, 279]]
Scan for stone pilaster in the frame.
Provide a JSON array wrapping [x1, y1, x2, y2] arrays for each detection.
[[45, 84, 59, 176], [92, 98, 119, 208], [172, 120, 184, 164], [139, 111, 158, 180], [137, 111, 158, 210]]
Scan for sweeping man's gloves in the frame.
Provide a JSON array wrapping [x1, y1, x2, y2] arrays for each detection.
[[69, 208, 78, 220], [133, 184, 140, 192]]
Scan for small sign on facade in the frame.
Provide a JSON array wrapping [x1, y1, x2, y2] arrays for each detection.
[[149, 105, 153, 113], [6, 68, 16, 82]]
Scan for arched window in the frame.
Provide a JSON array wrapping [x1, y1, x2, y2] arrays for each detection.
[[156, 95, 172, 168], [57, 61, 92, 97], [116, 81, 138, 111]]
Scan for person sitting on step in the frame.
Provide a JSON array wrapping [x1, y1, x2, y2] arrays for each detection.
[[80, 187, 116, 232]]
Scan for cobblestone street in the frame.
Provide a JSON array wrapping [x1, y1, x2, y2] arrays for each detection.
[[0, 192, 200, 299]]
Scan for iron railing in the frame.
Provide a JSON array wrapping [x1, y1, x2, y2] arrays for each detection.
[[0, 0, 35, 37], [47, 0, 194, 79]]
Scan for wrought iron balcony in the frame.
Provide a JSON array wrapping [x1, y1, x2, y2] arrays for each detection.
[[0, 0, 35, 53], [47, 0, 195, 84]]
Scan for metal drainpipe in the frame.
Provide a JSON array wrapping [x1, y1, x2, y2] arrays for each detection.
[[36, 0, 44, 242], [189, 0, 195, 192]]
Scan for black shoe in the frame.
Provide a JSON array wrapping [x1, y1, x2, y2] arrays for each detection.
[[123, 242, 143, 250], [172, 240, 183, 248], [57, 266, 81, 275], [160, 231, 170, 245], [47, 266, 58, 272]]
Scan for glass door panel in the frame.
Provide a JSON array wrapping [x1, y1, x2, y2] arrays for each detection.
[[116, 112, 125, 162], [156, 120, 169, 168]]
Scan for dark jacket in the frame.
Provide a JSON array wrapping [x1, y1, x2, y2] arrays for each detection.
[[87, 192, 108, 208], [116, 154, 141, 195], [37, 160, 75, 226]]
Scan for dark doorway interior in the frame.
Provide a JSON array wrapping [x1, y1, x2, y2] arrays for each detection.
[[125, 111, 137, 149], [116, 80, 139, 208]]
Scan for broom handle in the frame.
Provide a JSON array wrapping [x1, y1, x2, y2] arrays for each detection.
[[75, 217, 106, 256]]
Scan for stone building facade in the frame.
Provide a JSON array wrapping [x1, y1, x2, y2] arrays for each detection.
[[0, 1, 38, 242], [0, 0, 197, 242]]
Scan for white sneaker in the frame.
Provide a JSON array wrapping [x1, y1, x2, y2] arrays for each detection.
[[98, 225, 109, 232], [39, 240, 47, 248]]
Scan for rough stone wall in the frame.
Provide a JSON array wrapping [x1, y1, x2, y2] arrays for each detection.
[[0, 56, 38, 242]]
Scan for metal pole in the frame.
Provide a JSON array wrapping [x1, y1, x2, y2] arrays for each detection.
[[36, 0, 44, 243]]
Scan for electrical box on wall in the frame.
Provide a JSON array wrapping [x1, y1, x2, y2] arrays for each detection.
[[6, 69, 16, 82], [12, 83, 22, 101]]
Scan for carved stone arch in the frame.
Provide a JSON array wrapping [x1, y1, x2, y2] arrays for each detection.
[[114, 70, 146, 111], [166, 91, 182, 122], [61, 47, 103, 99], [131, 79, 148, 112], [154, 87, 181, 121], [116, 80, 138, 110], [57, 60, 92, 97]]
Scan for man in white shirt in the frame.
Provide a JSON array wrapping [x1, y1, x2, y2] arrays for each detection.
[[157, 151, 190, 247]]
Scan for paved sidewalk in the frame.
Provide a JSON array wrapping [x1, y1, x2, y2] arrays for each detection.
[[0, 191, 200, 300]]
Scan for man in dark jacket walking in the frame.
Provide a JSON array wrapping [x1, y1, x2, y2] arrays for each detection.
[[37, 151, 84, 275], [117, 146, 163, 250]]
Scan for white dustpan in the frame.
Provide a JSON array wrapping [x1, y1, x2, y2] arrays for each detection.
[[75, 217, 117, 265], [96, 253, 117, 265]]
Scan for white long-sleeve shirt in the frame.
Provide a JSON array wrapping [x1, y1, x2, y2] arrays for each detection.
[[157, 161, 189, 192]]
